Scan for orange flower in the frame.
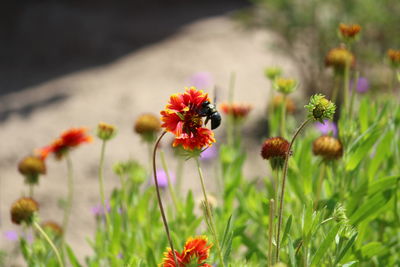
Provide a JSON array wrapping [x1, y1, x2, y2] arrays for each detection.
[[161, 87, 216, 151], [38, 128, 92, 160], [339, 23, 361, 38], [162, 236, 212, 267], [325, 47, 355, 74], [387, 49, 400, 68], [220, 102, 252, 121]]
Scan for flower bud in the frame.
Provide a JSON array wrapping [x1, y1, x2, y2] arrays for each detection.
[[271, 95, 296, 114], [261, 137, 290, 170], [18, 156, 46, 185], [313, 135, 343, 160], [264, 67, 282, 81], [273, 78, 297, 95], [134, 113, 161, 143], [325, 47, 355, 75], [305, 94, 336, 122], [10, 197, 39, 225], [97, 122, 117, 141], [42, 221, 63, 237]]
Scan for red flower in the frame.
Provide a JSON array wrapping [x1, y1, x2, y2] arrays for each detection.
[[38, 128, 92, 160], [161, 87, 216, 151], [220, 102, 252, 121], [162, 236, 212, 267]]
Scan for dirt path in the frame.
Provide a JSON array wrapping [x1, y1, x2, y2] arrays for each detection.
[[0, 15, 300, 265]]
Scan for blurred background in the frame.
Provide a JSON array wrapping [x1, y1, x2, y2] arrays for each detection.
[[0, 0, 398, 265]]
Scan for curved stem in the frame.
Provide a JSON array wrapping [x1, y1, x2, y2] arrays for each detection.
[[153, 131, 178, 266], [98, 140, 111, 228], [33, 221, 64, 267], [160, 150, 181, 213], [275, 118, 311, 262], [195, 158, 225, 267], [29, 185, 34, 198]]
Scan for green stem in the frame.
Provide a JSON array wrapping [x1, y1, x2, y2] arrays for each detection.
[[268, 199, 275, 267], [391, 68, 397, 94], [314, 162, 326, 209], [153, 131, 178, 266], [29, 185, 34, 198], [98, 140, 111, 228], [343, 63, 351, 112], [195, 158, 225, 267], [160, 150, 181, 213], [33, 221, 64, 267], [175, 157, 185, 196], [275, 119, 311, 262], [62, 154, 74, 252], [331, 75, 339, 104], [280, 94, 287, 138], [349, 71, 359, 119]]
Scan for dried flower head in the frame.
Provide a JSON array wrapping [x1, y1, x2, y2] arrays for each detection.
[[272, 95, 296, 114], [18, 155, 46, 185], [313, 135, 343, 160], [97, 122, 117, 141], [199, 194, 218, 211], [387, 49, 400, 69], [10, 197, 39, 225], [339, 23, 361, 40], [220, 102, 252, 122], [162, 236, 212, 267], [261, 137, 290, 170], [42, 221, 63, 236], [264, 67, 282, 81], [325, 47, 355, 74], [134, 113, 161, 143], [273, 78, 297, 95], [161, 87, 216, 151], [38, 128, 92, 160], [305, 94, 336, 122]]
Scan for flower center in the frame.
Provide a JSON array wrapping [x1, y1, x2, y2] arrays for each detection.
[[182, 111, 203, 135]]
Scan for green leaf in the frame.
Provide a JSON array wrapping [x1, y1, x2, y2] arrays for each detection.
[[334, 232, 357, 265], [346, 127, 380, 171], [288, 236, 297, 267], [367, 175, 400, 196], [341, 261, 358, 267], [311, 224, 341, 266], [349, 191, 392, 225], [367, 130, 394, 180], [281, 215, 292, 245], [358, 98, 369, 132], [66, 245, 82, 267], [361, 242, 389, 259]]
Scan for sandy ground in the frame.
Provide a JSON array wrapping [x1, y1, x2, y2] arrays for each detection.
[[0, 14, 300, 266]]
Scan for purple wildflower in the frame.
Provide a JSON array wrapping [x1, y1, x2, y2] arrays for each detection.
[[4, 230, 19, 241], [315, 120, 338, 137], [188, 72, 213, 89], [350, 77, 369, 93], [200, 145, 218, 161], [91, 201, 111, 217], [152, 169, 175, 189]]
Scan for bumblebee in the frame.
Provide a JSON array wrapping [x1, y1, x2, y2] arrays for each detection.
[[198, 100, 221, 130]]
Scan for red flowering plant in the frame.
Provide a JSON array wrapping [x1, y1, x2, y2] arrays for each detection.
[[38, 127, 92, 160], [161, 236, 213, 267], [160, 87, 216, 152]]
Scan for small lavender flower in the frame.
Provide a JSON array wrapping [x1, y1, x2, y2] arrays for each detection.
[[315, 120, 338, 136], [152, 169, 175, 189], [350, 77, 369, 93], [91, 201, 111, 217], [4, 230, 19, 241], [200, 145, 218, 161], [188, 72, 213, 89]]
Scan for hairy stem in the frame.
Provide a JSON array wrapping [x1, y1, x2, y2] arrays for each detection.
[[33, 221, 64, 267], [195, 158, 225, 267], [268, 199, 275, 267], [153, 131, 178, 266], [275, 119, 311, 262], [98, 140, 111, 228]]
